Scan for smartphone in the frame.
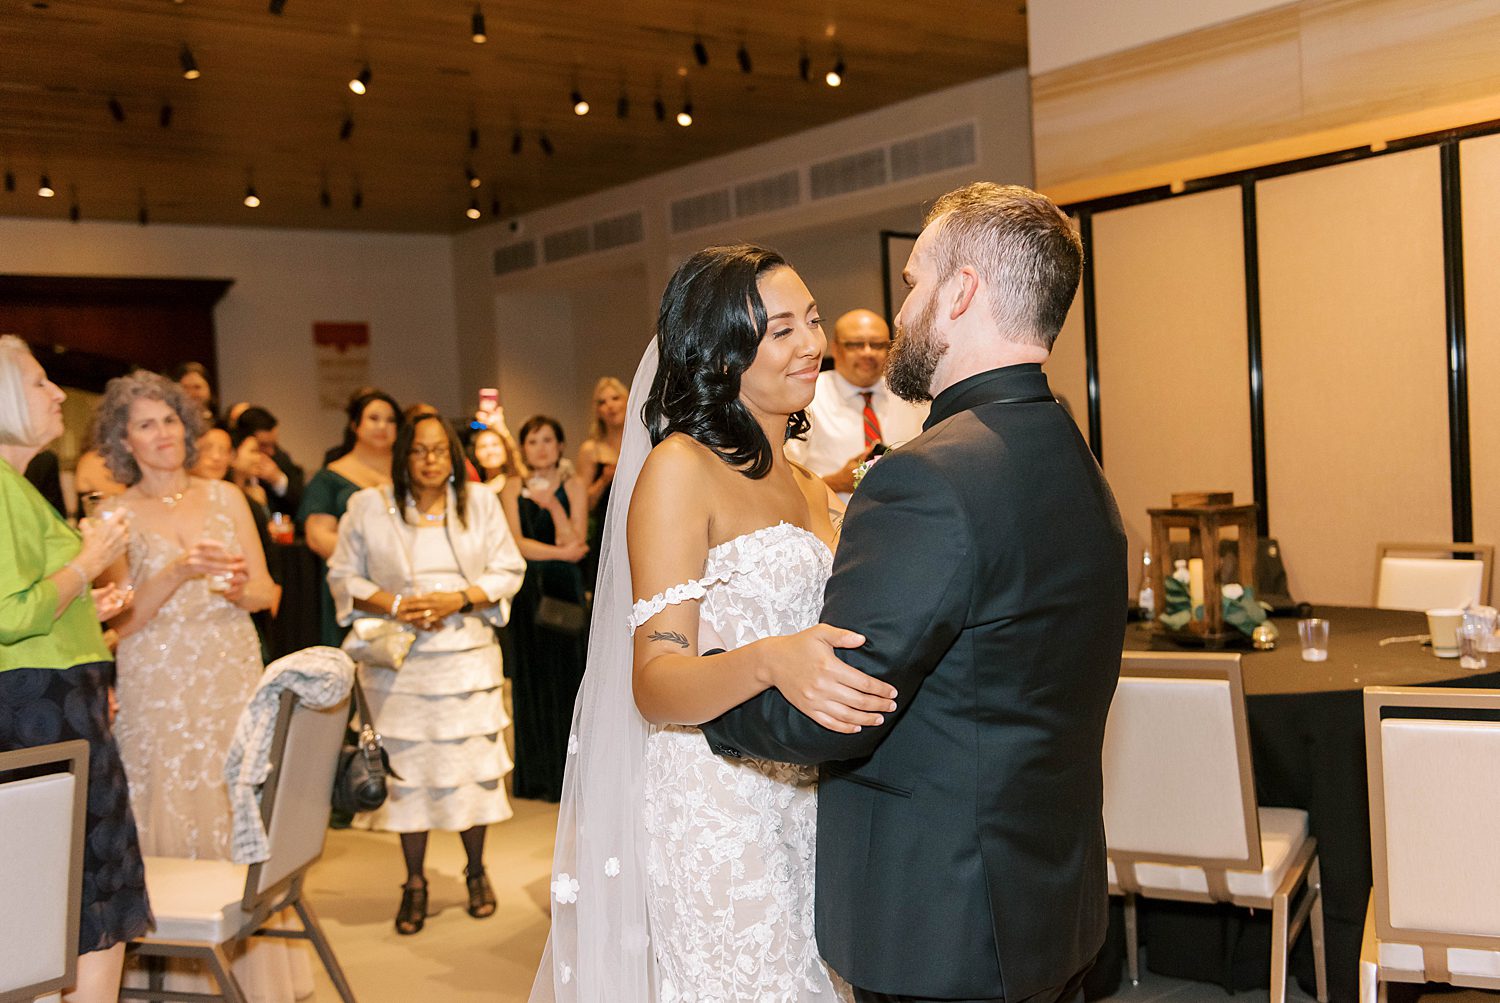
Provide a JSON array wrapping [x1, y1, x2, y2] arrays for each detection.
[[478, 387, 499, 411]]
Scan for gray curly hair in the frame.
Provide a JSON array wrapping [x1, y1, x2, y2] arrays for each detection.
[[94, 370, 204, 485]]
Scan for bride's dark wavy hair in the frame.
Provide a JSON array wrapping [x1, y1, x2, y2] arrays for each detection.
[[644, 243, 810, 479]]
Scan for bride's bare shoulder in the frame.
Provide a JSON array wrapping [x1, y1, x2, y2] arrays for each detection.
[[641, 432, 718, 476], [632, 434, 717, 520]]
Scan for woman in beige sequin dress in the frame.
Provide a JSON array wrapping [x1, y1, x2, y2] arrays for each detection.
[[97, 372, 309, 1002]]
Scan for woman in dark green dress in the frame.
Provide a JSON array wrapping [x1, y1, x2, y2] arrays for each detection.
[[500, 415, 589, 802], [298, 390, 400, 646]]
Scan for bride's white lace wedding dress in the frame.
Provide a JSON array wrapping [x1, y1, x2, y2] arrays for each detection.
[[628, 522, 852, 1003]]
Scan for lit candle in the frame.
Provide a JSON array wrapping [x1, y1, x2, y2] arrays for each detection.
[[1188, 558, 1205, 616]]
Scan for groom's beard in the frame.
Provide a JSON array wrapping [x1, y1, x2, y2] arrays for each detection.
[[887, 291, 948, 404]]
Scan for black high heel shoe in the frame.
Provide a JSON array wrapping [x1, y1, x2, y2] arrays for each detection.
[[395, 877, 428, 935], [465, 868, 496, 919]]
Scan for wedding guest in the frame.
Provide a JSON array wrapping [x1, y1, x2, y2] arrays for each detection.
[[95, 372, 304, 997], [74, 442, 126, 501], [171, 361, 218, 427], [300, 390, 400, 646], [500, 415, 588, 802], [0, 335, 147, 1003], [469, 422, 524, 494], [194, 425, 280, 652], [576, 376, 627, 591], [328, 414, 525, 934], [24, 447, 66, 517], [787, 308, 928, 500], [234, 406, 304, 517]]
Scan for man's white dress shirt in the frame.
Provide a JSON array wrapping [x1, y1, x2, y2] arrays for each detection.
[[787, 369, 930, 500]]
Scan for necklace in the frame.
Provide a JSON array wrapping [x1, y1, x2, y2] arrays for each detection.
[[420, 510, 445, 523], [160, 490, 185, 507]]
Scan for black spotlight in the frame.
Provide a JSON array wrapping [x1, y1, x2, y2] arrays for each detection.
[[511, 130, 523, 155], [159, 102, 174, 128], [799, 50, 810, 82], [471, 5, 486, 43], [469, 126, 480, 150], [539, 132, 553, 156], [653, 95, 666, 121], [3, 170, 14, 193], [69, 201, 80, 222], [108, 97, 125, 122], [179, 43, 200, 79], [737, 42, 751, 74], [138, 204, 149, 226], [319, 185, 332, 208], [268, 0, 285, 13], [340, 115, 354, 141], [692, 36, 708, 66], [352, 188, 363, 210], [616, 91, 629, 119]]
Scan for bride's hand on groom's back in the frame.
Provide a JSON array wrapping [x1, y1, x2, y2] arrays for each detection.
[[765, 625, 898, 734]]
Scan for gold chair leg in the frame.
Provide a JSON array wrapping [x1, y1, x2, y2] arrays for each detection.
[[207, 944, 249, 1003], [1310, 858, 1328, 1003], [1124, 893, 1140, 986], [1271, 888, 1290, 1003], [294, 897, 358, 1003]]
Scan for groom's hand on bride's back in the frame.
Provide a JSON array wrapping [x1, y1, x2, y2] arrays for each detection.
[[759, 624, 897, 734]]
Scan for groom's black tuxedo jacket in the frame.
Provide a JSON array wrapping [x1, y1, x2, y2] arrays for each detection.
[[701, 363, 1127, 1000]]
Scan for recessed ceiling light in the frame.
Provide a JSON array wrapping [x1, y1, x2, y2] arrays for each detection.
[[572, 89, 589, 116], [466, 197, 481, 220], [826, 57, 845, 87], [471, 5, 486, 43], [38, 174, 55, 198], [243, 185, 261, 208], [179, 43, 200, 80]]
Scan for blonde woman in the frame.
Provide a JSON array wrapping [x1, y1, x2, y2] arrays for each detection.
[[576, 376, 627, 590]]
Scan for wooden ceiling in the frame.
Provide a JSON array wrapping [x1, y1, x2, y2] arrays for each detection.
[[0, 1, 1028, 234]]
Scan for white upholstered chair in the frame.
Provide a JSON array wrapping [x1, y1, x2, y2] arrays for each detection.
[[1373, 542, 1492, 611], [0, 740, 88, 1003], [1104, 652, 1327, 1003], [119, 691, 356, 1003], [1358, 686, 1500, 1003]]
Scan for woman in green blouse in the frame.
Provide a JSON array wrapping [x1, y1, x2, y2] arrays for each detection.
[[0, 335, 151, 1002], [298, 389, 400, 646]]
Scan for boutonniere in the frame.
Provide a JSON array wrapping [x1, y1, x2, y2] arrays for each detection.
[[852, 453, 882, 491]]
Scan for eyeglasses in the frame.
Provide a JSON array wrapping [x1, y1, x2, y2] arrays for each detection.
[[408, 445, 451, 461], [837, 340, 891, 352]]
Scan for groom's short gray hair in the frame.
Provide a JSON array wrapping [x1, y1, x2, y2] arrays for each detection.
[[923, 183, 1083, 351]]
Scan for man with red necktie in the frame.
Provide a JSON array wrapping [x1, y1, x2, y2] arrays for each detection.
[[787, 308, 929, 500]]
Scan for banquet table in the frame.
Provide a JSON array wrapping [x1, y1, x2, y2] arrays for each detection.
[[1105, 605, 1500, 1003]]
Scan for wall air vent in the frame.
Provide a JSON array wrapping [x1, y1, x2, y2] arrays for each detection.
[[734, 171, 801, 218], [889, 122, 978, 182], [543, 225, 592, 264], [592, 210, 644, 252], [809, 148, 888, 201], [493, 240, 538, 276], [669, 188, 732, 234]]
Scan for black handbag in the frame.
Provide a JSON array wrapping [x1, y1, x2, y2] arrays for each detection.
[[535, 594, 588, 635], [332, 678, 400, 815]]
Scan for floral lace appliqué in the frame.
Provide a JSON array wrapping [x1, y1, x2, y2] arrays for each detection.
[[637, 523, 850, 1002]]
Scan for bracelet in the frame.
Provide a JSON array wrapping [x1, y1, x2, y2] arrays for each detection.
[[60, 562, 89, 594], [390, 593, 404, 618]]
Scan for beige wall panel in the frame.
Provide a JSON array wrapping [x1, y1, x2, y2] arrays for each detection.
[[1044, 281, 1090, 441], [1463, 134, 1500, 552], [1259, 149, 1450, 606], [1093, 188, 1253, 597]]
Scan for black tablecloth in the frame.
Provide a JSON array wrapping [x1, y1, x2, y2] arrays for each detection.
[[1098, 606, 1500, 1003]]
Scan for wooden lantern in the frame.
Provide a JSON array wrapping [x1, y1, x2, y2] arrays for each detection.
[[1147, 492, 1259, 647]]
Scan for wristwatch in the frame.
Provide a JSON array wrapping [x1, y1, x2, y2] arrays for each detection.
[[458, 594, 475, 615]]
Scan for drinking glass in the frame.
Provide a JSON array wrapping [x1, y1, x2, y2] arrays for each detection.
[[1458, 621, 1489, 671], [1297, 618, 1329, 662]]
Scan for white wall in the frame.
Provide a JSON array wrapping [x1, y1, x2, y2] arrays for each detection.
[[1026, 0, 1295, 75], [0, 218, 459, 468], [450, 68, 1035, 433]]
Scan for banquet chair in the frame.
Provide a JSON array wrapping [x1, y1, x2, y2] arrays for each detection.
[[1373, 542, 1492, 611], [0, 740, 87, 1003], [120, 691, 356, 1003], [1358, 686, 1500, 1003], [1103, 652, 1327, 1003]]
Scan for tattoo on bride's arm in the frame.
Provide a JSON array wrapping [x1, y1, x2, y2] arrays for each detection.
[[649, 630, 690, 648], [830, 510, 844, 533]]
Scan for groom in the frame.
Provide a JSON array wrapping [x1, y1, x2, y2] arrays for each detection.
[[701, 182, 1127, 1003]]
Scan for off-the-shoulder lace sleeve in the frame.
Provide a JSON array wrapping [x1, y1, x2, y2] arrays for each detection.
[[628, 566, 742, 635]]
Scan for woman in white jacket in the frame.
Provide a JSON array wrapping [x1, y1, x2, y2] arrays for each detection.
[[328, 413, 525, 935]]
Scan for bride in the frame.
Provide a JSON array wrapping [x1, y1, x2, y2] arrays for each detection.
[[532, 244, 899, 1002]]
